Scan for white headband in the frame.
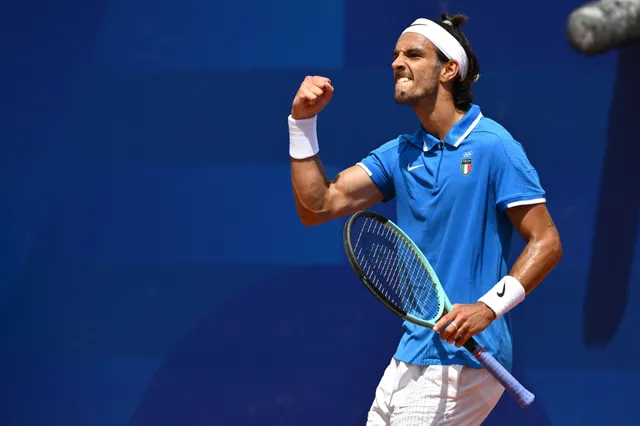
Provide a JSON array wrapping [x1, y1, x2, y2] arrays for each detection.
[[401, 18, 469, 80]]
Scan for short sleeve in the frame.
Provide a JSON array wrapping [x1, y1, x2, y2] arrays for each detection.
[[492, 136, 546, 212], [357, 140, 399, 202]]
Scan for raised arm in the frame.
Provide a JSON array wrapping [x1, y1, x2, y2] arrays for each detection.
[[289, 76, 383, 226], [291, 160, 383, 226]]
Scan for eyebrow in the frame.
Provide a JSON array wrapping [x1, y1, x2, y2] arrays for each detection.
[[393, 48, 424, 58]]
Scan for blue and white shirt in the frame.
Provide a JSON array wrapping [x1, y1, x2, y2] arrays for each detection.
[[357, 104, 546, 371]]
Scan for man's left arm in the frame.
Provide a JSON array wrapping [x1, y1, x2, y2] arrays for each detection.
[[434, 203, 562, 346], [503, 203, 563, 294]]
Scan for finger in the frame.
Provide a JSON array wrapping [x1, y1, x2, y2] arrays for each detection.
[[455, 330, 473, 348], [449, 323, 469, 345], [441, 323, 460, 342], [310, 76, 331, 86], [433, 310, 457, 333], [298, 88, 318, 104], [321, 82, 334, 104], [323, 81, 334, 92], [298, 85, 319, 98], [305, 76, 329, 92], [440, 316, 463, 341], [303, 81, 324, 97]]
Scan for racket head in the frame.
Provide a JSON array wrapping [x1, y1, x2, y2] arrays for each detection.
[[343, 210, 449, 328]]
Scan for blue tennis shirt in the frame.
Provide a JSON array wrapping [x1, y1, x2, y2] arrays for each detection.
[[357, 104, 546, 372]]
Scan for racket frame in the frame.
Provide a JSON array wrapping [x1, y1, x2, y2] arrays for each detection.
[[343, 210, 446, 328]]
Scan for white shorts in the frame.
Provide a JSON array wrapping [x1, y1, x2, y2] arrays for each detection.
[[366, 358, 505, 426]]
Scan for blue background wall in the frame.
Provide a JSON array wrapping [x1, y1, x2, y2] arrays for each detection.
[[1, 0, 639, 424]]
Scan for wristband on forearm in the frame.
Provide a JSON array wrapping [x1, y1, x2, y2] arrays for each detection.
[[478, 275, 526, 319], [288, 115, 319, 159]]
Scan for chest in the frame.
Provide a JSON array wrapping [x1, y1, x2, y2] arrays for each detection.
[[395, 145, 491, 212]]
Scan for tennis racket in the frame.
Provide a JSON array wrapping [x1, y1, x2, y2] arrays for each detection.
[[343, 210, 535, 408]]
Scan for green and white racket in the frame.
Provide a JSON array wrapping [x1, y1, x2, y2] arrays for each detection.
[[343, 210, 534, 408]]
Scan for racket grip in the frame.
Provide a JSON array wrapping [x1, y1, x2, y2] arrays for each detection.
[[475, 349, 535, 408]]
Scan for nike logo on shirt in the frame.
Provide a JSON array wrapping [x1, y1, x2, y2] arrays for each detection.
[[407, 164, 424, 171]]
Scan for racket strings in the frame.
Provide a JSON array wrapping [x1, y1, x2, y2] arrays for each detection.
[[351, 217, 441, 320], [395, 233, 438, 317]]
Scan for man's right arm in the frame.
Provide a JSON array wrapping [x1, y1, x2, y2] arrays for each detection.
[[288, 75, 384, 226], [291, 156, 383, 226]]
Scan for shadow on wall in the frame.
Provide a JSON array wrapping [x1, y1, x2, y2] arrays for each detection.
[[583, 43, 640, 348]]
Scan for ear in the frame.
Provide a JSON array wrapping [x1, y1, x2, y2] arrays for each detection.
[[439, 60, 460, 84]]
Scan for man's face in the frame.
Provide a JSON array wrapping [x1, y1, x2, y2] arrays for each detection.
[[392, 33, 441, 105]]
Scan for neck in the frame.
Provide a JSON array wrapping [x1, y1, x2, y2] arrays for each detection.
[[413, 93, 465, 141]]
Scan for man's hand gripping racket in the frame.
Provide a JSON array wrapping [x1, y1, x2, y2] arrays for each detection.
[[343, 210, 535, 408]]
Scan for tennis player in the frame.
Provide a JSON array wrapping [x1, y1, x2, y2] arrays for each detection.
[[288, 13, 562, 425]]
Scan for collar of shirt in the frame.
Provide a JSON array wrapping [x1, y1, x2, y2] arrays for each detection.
[[412, 104, 484, 151]]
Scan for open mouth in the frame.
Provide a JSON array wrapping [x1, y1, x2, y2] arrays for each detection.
[[396, 77, 411, 83]]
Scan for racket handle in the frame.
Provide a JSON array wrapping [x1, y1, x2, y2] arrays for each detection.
[[473, 347, 535, 408]]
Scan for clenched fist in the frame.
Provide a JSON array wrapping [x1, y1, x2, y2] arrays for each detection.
[[291, 76, 334, 120]]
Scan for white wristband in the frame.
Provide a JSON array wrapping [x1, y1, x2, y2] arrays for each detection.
[[288, 115, 319, 159], [478, 275, 526, 319]]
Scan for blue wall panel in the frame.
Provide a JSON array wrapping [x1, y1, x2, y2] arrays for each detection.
[[96, 0, 344, 68]]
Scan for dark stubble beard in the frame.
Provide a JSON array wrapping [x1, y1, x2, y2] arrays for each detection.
[[394, 71, 440, 106]]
